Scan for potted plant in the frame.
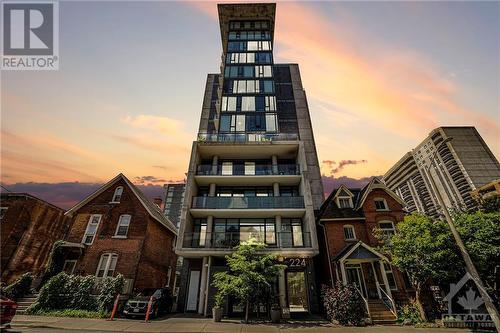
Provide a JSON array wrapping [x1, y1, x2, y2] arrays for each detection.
[[270, 302, 281, 323], [212, 293, 224, 322]]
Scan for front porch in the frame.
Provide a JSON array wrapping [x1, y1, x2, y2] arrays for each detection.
[[332, 241, 398, 323]]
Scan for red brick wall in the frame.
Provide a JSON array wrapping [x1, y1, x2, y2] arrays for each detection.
[[1, 195, 70, 284], [66, 179, 176, 292]]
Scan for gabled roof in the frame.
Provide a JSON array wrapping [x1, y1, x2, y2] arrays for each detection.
[[318, 177, 405, 221], [356, 177, 405, 210], [65, 173, 177, 235], [332, 241, 390, 262]]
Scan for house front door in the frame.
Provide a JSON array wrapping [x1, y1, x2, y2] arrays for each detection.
[[186, 270, 200, 312], [346, 265, 367, 298]]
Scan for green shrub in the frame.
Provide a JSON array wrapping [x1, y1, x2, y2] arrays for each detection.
[[27, 309, 108, 318], [31, 272, 71, 311], [96, 274, 124, 312], [68, 275, 97, 310], [4, 273, 33, 300], [321, 282, 365, 326], [397, 299, 422, 325]]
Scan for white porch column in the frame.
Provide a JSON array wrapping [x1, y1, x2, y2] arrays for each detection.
[[340, 260, 347, 285], [272, 155, 278, 175], [211, 156, 218, 175], [371, 261, 382, 299], [198, 257, 209, 314], [379, 261, 393, 299], [203, 256, 212, 316]]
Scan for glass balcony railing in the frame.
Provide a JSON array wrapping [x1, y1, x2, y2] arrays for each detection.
[[196, 164, 300, 176], [182, 231, 312, 249], [191, 196, 304, 209], [197, 132, 298, 142]]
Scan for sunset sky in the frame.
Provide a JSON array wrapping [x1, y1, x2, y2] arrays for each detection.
[[1, 1, 499, 207]]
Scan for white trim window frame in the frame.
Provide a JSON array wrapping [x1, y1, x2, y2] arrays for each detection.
[[114, 214, 131, 238], [378, 221, 396, 236], [111, 186, 123, 203], [384, 263, 398, 290], [374, 198, 389, 211], [0, 207, 8, 220], [96, 253, 118, 278], [62, 260, 77, 274], [343, 225, 356, 241], [337, 196, 353, 208], [82, 214, 102, 245]]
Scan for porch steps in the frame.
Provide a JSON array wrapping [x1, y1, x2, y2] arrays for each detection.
[[368, 300, 397, 325], [15, 294, 39, 314]]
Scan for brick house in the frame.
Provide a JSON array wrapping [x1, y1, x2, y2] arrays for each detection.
[[63, 174, 178, 293], [316, 178, 413, 321], [1, 193, 70, 285]]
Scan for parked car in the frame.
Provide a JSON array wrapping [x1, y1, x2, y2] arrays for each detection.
[[123, 288, 173, 319], [1, 296, 17, 329]]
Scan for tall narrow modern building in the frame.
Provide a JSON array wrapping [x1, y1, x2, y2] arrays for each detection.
[[384, 127, 500, 215], [176, 3, 324, 317]]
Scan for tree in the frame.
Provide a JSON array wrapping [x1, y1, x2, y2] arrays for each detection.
[[212, 239, 285, 323], [454, 211, 500, 304], [377, 214, 461, 320]]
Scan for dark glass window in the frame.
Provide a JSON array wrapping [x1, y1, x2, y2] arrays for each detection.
[[220, 115, 231, 132], [246, 114, 266, 131]]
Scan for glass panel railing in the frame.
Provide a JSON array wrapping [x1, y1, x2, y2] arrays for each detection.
[[196, 164, 300, 175], [191, 196, 304, 209], [197, 132, 298, 142], [182, 232, 311, 249]]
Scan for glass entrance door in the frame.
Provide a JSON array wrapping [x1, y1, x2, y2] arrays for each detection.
[[286, 271, 308, 312], [346, 265, 367, 298]]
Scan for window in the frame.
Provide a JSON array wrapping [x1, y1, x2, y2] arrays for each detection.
[[222, 162, 233, 175], [114, 214, 131, 237], [343, 225, 356, 240], [374, 198, 388, 211], [0, 207, 7, 220], [222, 96, 237, 111], [82, 214, 101, 245], [384, 263, 397, 290], [262, 80, 274, 93], [112, 186, 123, 203], [244, 162, 255, 175], [378, 221, 395, 236], [96, 253, 118, 278], [241, 96, 255, 111], [255, 65, 272, 77], [265, 114, 277, 132], [338, 197, 352, 208]]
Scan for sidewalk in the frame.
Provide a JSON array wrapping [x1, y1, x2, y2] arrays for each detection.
[[11, 315, 476, 333]]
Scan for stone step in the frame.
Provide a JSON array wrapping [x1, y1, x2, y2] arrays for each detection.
[[373, 319, 397, 325]]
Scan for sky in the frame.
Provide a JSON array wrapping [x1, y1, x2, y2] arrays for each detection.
[[1, 1, 499, 208]]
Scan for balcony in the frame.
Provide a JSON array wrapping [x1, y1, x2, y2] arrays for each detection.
[[197, 132, 298, 143], [190, 196, 305, 217], [192, 196, 304, 209], [182, 231, 312, 249], [196, 164, 300, 176]]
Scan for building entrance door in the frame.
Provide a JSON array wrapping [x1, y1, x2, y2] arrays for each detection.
[[346, 265, 367, 298], [186, 270, 200, 312], [286, 271, 308, 312]]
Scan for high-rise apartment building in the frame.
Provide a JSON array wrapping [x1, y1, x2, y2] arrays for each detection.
[[384, 127, 500, 215], [176, 3, 324, 317], [163, 183, 186, 228]]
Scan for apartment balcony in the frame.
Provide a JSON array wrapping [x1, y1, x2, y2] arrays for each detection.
[[182, 231, 312, 249], [197, 132, 298, 143], [190, 196, 305, 218], [194, 164, 301, 186]]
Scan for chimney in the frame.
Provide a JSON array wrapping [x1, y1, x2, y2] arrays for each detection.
[[153, 197, 163, 209]]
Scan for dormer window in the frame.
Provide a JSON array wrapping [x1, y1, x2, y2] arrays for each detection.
[[112, 186, 123, 203], [338, 197, 353, 208], [374, 198, 388, 211]]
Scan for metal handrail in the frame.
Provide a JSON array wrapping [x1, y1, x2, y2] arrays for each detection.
[[353, 284, 370, 318], [376, 283, 397, 316]]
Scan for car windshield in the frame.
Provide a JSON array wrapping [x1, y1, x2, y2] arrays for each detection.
[[138, 289, 161, 298]]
